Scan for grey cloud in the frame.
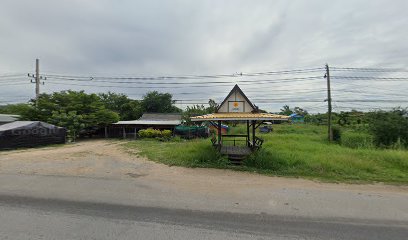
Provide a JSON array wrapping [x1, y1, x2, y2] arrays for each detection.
[[0, 0, 407, 112]]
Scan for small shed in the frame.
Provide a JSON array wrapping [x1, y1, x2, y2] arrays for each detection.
[[191, 84, 289, 162], [0, 121, 66, 149], [108, 113, 182, 138], [289, 113, 305, 123], [0, 114, 20, 125]]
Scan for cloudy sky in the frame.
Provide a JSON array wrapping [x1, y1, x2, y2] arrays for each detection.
[[1, 0, 407, 112]]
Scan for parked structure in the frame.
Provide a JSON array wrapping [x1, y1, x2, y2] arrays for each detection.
[[108, 113, 182, 138], [191, 85, 289, 162], [0, 114, 20, 125], [0, 121, 66, 149], [289, 113, 305, 123]]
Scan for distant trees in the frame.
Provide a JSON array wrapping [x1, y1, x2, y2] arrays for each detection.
[[141, 91, 182, 113], [182, 99, 218, 125], [279, 105, 308, 116], [99, 92, 143, 120], [0, 103, 32, 118]]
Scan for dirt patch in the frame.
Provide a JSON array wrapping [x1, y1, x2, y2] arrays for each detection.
[[0, 139, 153, 179]]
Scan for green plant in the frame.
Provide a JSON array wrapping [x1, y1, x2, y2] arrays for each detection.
[[332, 126, 341, 142], [369, 109, 408, 148], [341, 131, 374, 149], [161, 130, 172, 139], [138, 129, 173, 140]]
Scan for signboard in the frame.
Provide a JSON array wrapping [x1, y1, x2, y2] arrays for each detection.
[[228, 101, 244, 112]]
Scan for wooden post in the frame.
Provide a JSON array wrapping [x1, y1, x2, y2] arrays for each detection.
[[217, 121, 222, 145], [134, 128, 137, 139], [246, 120, 250, 147], [326, 64, 333, 142], [104, 126, 108, 138], [252, 120, 256, 149], [122, 127, 126, 139]]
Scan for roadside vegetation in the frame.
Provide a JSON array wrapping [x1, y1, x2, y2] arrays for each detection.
[[2, 91, 407, 184], [126, 122, 408, 184]]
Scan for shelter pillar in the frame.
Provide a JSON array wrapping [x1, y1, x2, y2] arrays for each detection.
[[122, 127, 126, 139], [105, 126, 108, 138], [246, 120, 250, 147], [252, 120, 256, 149], [217, 121, 222, 145]]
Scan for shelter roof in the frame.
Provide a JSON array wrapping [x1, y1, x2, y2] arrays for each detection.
[[191, 113, 290, 121], [217, 84, 255, 113]]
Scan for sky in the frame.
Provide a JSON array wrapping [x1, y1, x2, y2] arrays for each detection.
[[0, 0, 407, 112]]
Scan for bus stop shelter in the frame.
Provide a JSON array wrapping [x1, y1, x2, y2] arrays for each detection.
[[191, 85, 289, 162]]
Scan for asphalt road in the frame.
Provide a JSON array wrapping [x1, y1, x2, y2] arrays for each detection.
[[0, 194, 407, 240]]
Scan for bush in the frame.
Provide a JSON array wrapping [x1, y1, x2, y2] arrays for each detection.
[[369, 109, 408, 148], [161, 130, 172, 139], [138, 128, 173, 139], [341, 131, 374, 149], [332, 126, 341, 142]]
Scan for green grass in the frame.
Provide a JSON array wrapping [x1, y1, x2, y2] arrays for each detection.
[[124, 124, 408, 184]]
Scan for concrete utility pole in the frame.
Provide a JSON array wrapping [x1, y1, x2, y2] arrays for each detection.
[[35, 59, 40, 99], [325, 64, 333, 142]]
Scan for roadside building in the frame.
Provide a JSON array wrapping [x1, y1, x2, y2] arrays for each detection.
[[289, 113, 305, 123], [108, 113, 182, 138]]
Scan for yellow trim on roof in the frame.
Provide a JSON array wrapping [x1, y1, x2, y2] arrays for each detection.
[[191, 113, 290, 121]]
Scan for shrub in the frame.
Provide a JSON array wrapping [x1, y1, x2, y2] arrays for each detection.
[[368, 109, 408, 148], [138, 128, 173, 139], [341, 131, 374, 149], [332, 126, 341, 142], [161, 130, 172, 139]]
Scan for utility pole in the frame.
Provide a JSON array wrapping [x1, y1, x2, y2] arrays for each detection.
[[325, 64, 333, 142], [35, 58, 40, 99]]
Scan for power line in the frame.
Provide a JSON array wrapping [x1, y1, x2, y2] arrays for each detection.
[[332, 76, 408, 81], [331, 67, 408, 73], [40, 67, 324, 81]]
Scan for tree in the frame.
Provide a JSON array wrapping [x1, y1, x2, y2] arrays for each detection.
[[141, 91, 181, 113], [182, 104, 208, 125], [0, 103, 32, 118], [22, 91, 119, 137], [50, 110, 84, 142], [99, 92, 142, 120], [293, 107, 308, 116], [280, 105, 293, 115], [207, 99, 218, 113], [369, 108, 408, 148]]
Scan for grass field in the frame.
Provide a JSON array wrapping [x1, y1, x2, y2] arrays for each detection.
[[125, 124, 408, 184]]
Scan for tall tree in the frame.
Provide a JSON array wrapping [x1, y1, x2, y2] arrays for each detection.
[[99, 92, 142, 120], [280, 105, 293, 115], [141, 91, 181, 113]]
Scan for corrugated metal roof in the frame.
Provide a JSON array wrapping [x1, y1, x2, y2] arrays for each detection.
[[139, 113, 182, 121], [114, 120, 181, 125], [191, 113, 290, 121]]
